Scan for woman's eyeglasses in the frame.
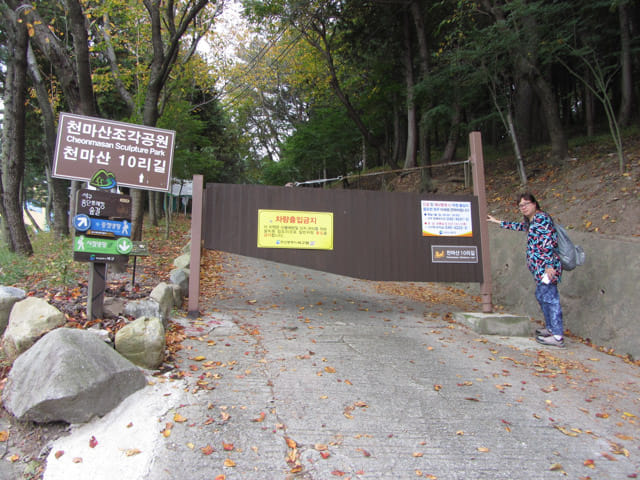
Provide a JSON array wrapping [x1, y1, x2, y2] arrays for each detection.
[[518, 201, 533, 208]]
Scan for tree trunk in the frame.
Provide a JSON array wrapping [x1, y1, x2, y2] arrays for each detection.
[[27, 43, 70, 237], [1, 15, 33, 255], [440, 104, 461, 164], [409, 0, 433, 188], [149, 191, 159, 226], [529, 72, 568, 162], [403, 11, 418, 170], [128, 0, 209, 241], [617, 1, 632, 127], [391, 95, 404, 170]]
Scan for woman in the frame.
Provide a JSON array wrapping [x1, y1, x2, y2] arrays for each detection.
[[487, 193, 565, 347]]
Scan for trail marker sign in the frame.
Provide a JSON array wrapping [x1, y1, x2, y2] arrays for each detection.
[[52, 113, 175, 192]]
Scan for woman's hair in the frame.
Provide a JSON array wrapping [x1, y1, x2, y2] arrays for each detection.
[[518, 192, 541, 225]]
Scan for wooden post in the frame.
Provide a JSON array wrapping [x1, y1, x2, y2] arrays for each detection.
[[469, 132, 493, 313], [87, 262, 107, 320], [188, 175, 204, 317]]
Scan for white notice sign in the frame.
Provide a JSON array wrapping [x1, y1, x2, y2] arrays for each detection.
[[421, 200, 473, 237]]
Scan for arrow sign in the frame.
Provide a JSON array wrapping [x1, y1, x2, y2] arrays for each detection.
[[74, 217, 132, 237], [74, 235, 133, 256], [74, 214, 91, 232], [73, 215, 131, 237]]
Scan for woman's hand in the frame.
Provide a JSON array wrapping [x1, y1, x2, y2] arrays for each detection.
[[545, 267, 557, 281], [487, 214, 501, 224]]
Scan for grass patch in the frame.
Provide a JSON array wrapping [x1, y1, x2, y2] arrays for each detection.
[[1, 232, 82, 289]]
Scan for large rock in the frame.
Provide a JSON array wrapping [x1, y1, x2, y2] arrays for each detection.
[[0, 286, 25, 335], [115, 316, 165, 370], [150, 282, 174, 322], [1, 297, 66, 361], [169, 283, 183, 307], [2, 328, 146, 423], [169, 267, 189, 296], [172, 253, 190, 270], [124, 298, 162, 322]]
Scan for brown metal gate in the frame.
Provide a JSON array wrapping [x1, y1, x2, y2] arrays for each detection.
[[202, 183, 484, 283]]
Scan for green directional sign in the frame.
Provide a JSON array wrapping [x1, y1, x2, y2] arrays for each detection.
[[74, 235, 133, 255]]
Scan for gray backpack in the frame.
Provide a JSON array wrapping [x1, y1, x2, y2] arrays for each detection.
[[553, 222, 585, 271]]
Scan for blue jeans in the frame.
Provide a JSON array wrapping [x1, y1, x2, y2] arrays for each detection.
[[535, 283, 563, 336]]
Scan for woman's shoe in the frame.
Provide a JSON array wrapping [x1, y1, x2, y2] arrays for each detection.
[[536, 335, 565, 348]]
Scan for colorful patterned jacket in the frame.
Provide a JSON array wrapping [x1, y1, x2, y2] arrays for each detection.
[[500, 211, 562, 285]]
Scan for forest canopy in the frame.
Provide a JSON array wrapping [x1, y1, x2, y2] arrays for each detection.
[[1, 0, 638, 255]]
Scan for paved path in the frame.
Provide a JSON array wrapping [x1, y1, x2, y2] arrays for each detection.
[[44, 253, 640, 479]]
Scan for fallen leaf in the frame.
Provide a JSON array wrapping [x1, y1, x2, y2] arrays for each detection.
[[549, 463, 564, 471], [54, 450, 64, 459], [214, 475, 226, 480], [325, 366, 336, 373], [434, 384, 442, 391], [72, 457, 82, 464], [224, 458, 236, 467], [314, 443, 328, 451], [252, 412, 266, 422], [89, 436, 98, 448], [413, 452, 424, 457], [124, 448, 141, 457], [320, 451, 331, 459], [174, 413, 187, 423], [285, 437, 297, 449], [223, 442, 234, 451], [477, 447, 490, 452], [583, 459, 595, 468], [555, 426, 579, 437], [0, 431, 9, 442], [193, 356, 206, 361], [201, 445, 215, 455]]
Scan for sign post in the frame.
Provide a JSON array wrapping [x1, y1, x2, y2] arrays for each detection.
[[73, 189, 132, 320], [53, 113, 175, 321], [469, 131, 493, 313]]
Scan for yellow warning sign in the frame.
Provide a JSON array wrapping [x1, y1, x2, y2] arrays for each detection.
[[257, 209, 333, 250]]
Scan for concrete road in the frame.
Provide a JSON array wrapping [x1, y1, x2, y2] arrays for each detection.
[[44, 253, 640, 479]]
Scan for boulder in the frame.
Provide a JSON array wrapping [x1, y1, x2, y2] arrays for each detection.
[[0, 286, 25, 335], [1, 297, 66, 361], [169, 283, 183, 307], [172, 253, 190, 270], [169, 267, 189, 296], [2, 328, 146, 423], [115, 316, 165, 370], [103, 296, 126, 318], [123, 298, 163, 324], [150, 282, 174, 321]]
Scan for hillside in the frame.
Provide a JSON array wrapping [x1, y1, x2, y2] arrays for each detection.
[[355, 134, 640, 238]]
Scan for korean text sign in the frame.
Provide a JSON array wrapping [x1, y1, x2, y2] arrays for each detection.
[[52, 113, 175, 192], [257, 209, 333, 250], [421, 200, 473, 237]]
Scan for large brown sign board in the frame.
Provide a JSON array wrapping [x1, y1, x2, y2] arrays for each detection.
[[203, 184, 484, 283], [52, 113, 175, 192]]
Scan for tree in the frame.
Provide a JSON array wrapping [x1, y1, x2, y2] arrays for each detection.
[[0, 1, 33, 254]]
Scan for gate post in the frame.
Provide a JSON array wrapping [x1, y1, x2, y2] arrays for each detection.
[[469, 132, 493, 313], [188, 175, 204, 317]]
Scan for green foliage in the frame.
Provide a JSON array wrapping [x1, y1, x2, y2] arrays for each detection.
[[0, 232, 79, 288], [0, 248, 31, 286], [276, 106, 361, 183]]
